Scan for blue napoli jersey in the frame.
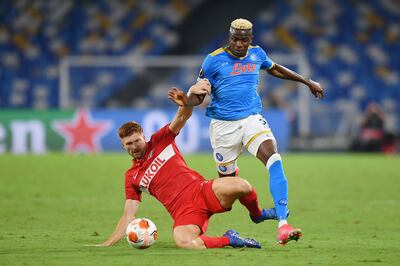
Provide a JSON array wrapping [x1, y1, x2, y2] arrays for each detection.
[[199, 45, 275, 121]]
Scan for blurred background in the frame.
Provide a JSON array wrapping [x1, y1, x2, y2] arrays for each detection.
[[0, 0, 399, 154]]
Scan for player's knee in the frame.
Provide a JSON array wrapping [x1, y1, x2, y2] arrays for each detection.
[[174, 238, 197, 249], [257, 140, 277, 164], [235, 178, 253, 196], [174, 238, 189, 249]]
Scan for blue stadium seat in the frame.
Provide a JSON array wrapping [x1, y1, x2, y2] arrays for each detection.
[[0, 0, 398, 130]]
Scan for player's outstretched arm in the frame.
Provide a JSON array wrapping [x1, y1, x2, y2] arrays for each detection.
[[168, 79, 210, 107], [94, 199, 139, 247], [168, 89, 193, 134], [168, 80, 211, 134], [187, 78, 210, 106], [267, 63, 324, 98]]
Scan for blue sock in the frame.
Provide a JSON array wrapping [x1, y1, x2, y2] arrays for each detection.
[[267, 153, 288, 221]]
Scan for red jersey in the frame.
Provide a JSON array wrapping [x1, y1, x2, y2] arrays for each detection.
[[124, 124, 204, 214]]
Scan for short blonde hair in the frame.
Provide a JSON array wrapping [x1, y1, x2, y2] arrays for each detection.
[[230, 18, 253, 30]]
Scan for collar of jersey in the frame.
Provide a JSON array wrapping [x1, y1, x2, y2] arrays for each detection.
[[224, 47, 249, 60]]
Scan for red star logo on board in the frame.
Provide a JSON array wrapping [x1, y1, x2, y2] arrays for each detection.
[[53, 109, 113, 153]]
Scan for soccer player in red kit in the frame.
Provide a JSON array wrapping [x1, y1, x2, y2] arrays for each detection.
[[96, 80, 268, 249]]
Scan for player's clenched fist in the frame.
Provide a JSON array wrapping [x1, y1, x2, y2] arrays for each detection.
[[168, 79, 211, 107], [191, 79, 211, 95]]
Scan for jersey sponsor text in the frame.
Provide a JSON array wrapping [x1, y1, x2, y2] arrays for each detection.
[[230, 63, 256, 76], [139, 144, 175, 193]]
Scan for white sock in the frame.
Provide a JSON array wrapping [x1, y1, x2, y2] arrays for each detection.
[[278, 220, 288, 228]]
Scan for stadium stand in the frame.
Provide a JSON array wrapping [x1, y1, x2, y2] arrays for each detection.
[[0, 0, 399, 135], [251, 0, 400, 135], [0, 0, 203, 108]]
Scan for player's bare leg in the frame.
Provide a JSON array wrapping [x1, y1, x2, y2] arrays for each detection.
[[173, 224, 260, 249], [216, 168, 283, 222], [212, 176, 253, 208], [210, 177, 263, 248], [212, 177, 270, 222], [173, 225, 206, 249]]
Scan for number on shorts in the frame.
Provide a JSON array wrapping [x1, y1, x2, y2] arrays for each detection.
[[259, 118, 267, 126]]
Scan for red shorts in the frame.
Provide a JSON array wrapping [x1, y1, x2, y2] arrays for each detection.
[[172, 180, 228, 233]]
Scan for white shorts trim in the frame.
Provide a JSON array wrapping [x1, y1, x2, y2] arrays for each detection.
[[245, 130, 275, 156], [209, 114, 275, 162]]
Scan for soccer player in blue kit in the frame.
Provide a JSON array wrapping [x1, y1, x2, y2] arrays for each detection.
[[189, 18, 324, 245]]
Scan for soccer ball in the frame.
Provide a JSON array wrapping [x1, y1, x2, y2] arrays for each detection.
[[126, 218, 158, 249]]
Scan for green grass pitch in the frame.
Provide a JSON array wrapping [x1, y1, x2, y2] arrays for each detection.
[[1, 153, 399, 265]]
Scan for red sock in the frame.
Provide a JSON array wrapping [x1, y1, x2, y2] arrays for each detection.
[[200, 235, 230, 248], [239, 189, 262, 218]]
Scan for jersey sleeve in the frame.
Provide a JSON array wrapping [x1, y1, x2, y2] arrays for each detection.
[[259, 47, 275, 70], [150, 124, 178, 146], [125, 174, 142, 201], [197, 54, 216, 83]]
